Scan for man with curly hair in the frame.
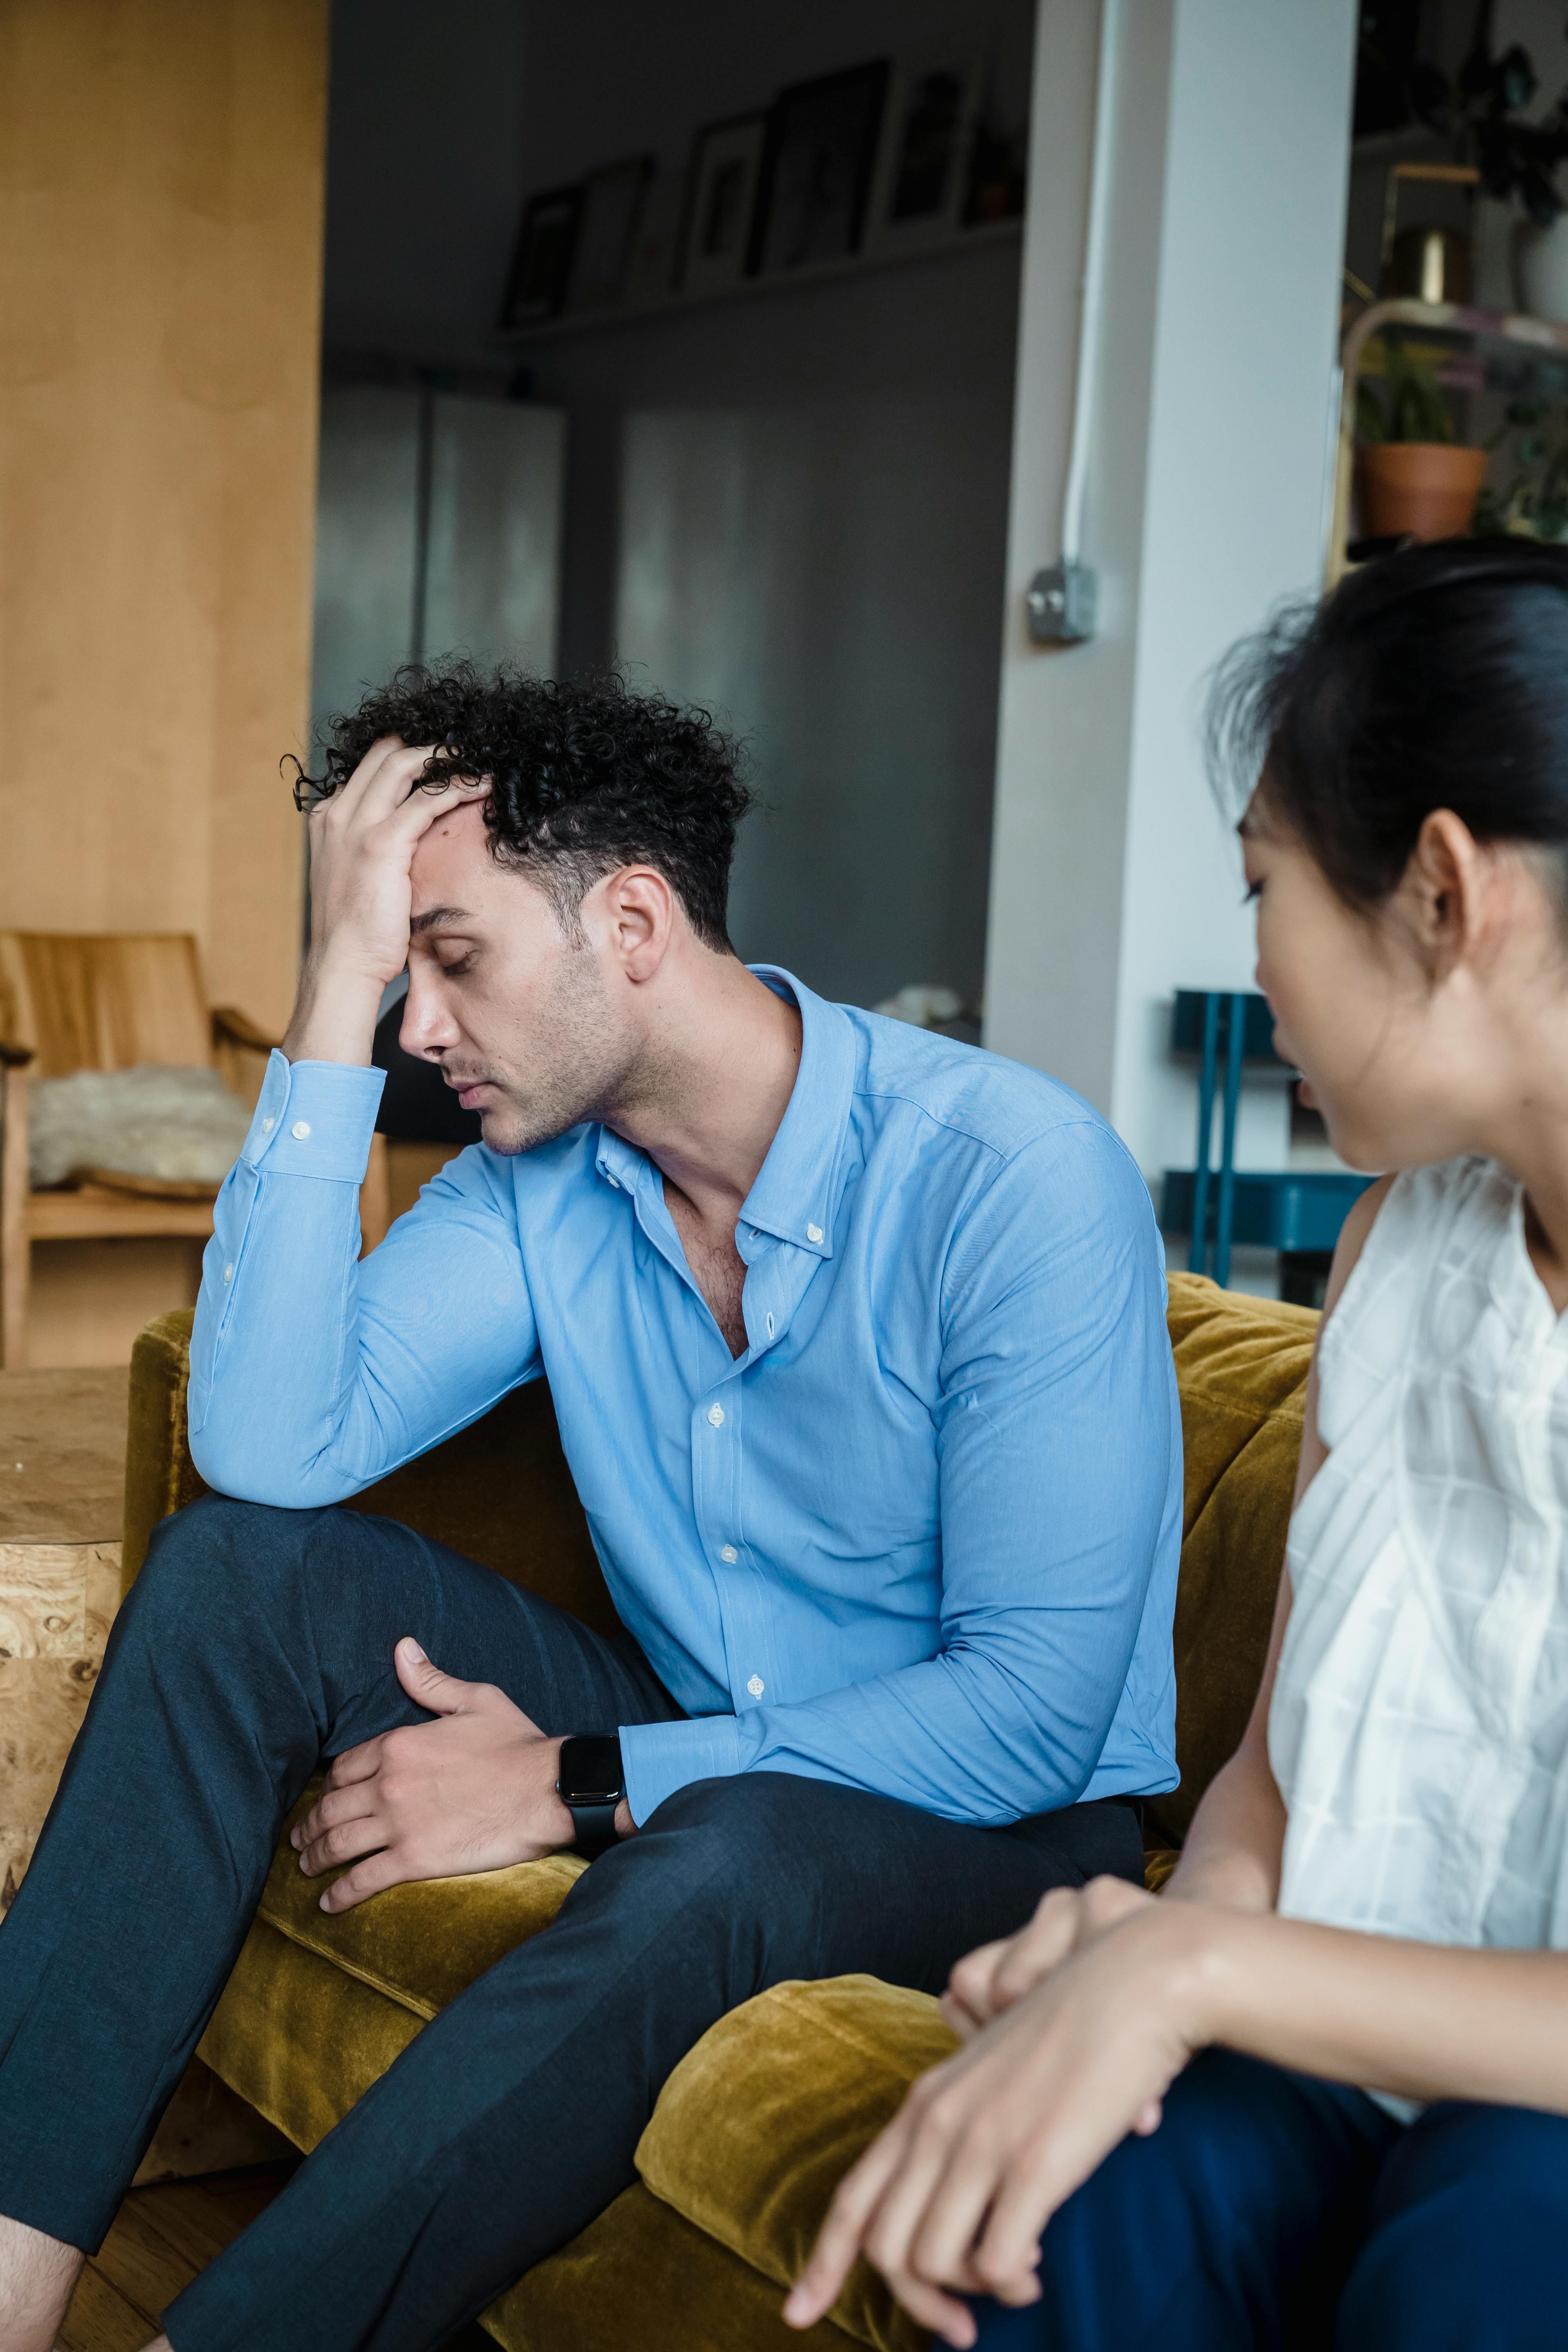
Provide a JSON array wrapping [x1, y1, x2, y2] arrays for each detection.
[[0, 665, 1181, 2352]]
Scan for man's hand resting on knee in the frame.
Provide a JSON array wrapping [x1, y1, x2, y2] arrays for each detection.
[[292, 1639, 600, 1911]]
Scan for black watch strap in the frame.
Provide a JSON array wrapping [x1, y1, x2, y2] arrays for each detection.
[[564, 1798, 620, 1857]]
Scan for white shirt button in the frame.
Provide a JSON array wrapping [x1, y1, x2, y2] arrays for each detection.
[[222, 1263, 234, 1284], [707, 1403, 725, 1427], [606, 1173, 619, 1189], [747, 1674, 765, 1699], [291, 1120, 311, 1140], [260, 1116, 274, 1134], [806, 1223, 823, 1244], [720, 1544, 738, 1564]]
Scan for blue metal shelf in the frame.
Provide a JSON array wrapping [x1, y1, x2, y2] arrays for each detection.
[[1162, 989, 1370, 1287], [1161, 1168, 1371, 1256]]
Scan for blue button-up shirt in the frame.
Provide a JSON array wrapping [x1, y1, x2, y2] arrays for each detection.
[[190, 968, 1181, 1828]]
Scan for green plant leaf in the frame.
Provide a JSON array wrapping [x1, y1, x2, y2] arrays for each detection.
[[1354, 379, 1388, 443]]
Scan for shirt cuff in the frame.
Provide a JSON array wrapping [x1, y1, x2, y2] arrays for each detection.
[[620, 1714, 742, 1827], [240, 1050, 385, 1183]]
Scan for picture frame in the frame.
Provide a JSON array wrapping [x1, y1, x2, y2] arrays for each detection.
[[863, 42, 984, 255], [565, 153, 655, 314], [747, 60, 891, 278], [679, 114, 768, 298], [497, 184, 584, 329], [624, 167, 689, 309]]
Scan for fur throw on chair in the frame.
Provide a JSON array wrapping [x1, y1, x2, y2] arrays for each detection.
[[28, 1065, 253, 1193]]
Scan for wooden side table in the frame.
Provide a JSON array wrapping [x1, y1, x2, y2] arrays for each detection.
[[0, 1360, 293, 2182], [0, 1363, 127, 1908]]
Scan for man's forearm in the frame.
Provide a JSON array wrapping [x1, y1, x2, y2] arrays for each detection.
[[282, 951, 386, 1067]]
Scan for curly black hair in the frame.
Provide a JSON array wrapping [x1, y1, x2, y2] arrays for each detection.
[[295, 663, 754, 950]]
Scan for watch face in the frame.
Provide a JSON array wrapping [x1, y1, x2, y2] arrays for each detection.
[[560, 1735, 624, 1805]]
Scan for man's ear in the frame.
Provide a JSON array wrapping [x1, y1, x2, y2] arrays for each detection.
[[592, 866, 676, 983]]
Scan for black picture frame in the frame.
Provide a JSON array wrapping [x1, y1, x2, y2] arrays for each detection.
[[678, 112, 768, 296], [497, 183, 584, 329], [747, 60, 892, 277], [566, 154, 655, 314]]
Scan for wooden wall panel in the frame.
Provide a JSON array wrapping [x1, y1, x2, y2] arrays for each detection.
[[0, 0, 328, 1035]]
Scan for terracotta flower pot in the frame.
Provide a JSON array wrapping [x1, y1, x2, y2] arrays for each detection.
[[1356, 442, 1490, 542]]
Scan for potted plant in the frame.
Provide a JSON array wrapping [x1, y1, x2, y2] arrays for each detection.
[[1474, 397, 1568, 540], [1355, 341, 1490, 540]]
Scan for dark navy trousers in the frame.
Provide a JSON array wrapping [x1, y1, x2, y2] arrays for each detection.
[[0, 1493, 1144, 2352], [972, 2045, 1568, 2351]]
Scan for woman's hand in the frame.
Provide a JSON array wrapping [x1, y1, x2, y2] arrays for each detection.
[[784, 1895, 1217, 2348], [943, 1874, 1156, 2039]]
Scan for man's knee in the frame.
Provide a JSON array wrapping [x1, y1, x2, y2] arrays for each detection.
[[130, 1493, 332, 1628]]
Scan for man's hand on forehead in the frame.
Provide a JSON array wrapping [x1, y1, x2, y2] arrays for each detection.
[[283, 738, 489, 1066]]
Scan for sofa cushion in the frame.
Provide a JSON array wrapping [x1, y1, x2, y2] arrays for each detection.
[[487, 2183, 861, 2352], [1156, 1274, 1314, 1845], [636, 1974, 956, 2352]]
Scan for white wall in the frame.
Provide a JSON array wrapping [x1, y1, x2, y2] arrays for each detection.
[[985, 0, 1357, 1184]]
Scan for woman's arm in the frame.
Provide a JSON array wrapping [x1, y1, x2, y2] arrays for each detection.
[[785, 1892, 1568, 2345]]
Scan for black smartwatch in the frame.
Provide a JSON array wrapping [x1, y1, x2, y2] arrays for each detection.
[[556, 1734, 625, 1857]]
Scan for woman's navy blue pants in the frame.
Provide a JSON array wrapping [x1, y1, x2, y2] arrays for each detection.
[[971, 2044, 1568, 2350]]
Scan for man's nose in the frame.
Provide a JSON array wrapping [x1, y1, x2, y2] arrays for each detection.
[[400, 977, 461, 1059]]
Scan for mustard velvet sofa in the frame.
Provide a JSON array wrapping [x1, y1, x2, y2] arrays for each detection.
[[118, 1272, 1316, 2352]]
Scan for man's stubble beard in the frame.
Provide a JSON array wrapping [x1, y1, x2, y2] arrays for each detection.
[[474, 938, 657, 1157]]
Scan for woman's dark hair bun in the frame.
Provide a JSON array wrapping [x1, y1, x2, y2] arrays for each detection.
[[1207, 535, 1568, 906]]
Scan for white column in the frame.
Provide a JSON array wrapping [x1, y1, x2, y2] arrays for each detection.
[[984, 0, 1357, 1185]]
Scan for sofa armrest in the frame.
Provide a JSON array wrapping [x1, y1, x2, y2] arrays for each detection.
[[121, 1313, 620, 1636], [123, 1310, 207, 1595], [210, 1005, 283, 1054]]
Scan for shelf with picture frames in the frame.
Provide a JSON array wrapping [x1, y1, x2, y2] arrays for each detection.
[[1328, 295, 1568, 588], [490, 214, 1023, 351]]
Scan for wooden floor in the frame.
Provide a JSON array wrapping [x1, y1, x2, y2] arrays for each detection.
[[59, 2165, 297, 2350], [59, 2162, 494, 2348]]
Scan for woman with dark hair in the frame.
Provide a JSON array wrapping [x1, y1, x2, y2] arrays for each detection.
[[785, 537, 1568, 2352]]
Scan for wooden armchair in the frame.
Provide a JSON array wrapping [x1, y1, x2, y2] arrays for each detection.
[[0, 932, 389, 1368]]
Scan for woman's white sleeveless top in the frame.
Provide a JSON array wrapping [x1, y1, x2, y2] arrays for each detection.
[[1269, 1156, 1568, 1961]]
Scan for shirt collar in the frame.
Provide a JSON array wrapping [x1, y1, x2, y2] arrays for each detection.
[[737, 967, 855, 1260], [592, 965, 857, 1261]]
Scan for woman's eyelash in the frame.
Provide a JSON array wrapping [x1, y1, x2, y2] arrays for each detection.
[[1242, 880, 1262, 904]]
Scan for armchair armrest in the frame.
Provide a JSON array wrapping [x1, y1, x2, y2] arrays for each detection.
[[210, 1005, 283, 1054], [123, 1310, 206, 1598]]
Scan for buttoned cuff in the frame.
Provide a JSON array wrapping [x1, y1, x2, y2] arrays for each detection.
[[240, 1051, 385, 1182], [620, 1714, 742, 1827]]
